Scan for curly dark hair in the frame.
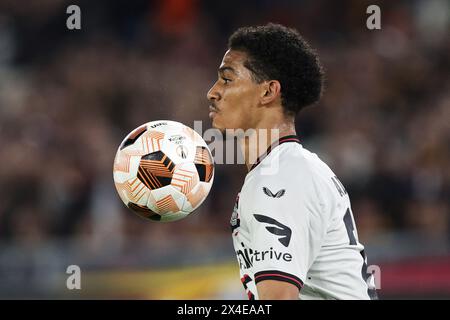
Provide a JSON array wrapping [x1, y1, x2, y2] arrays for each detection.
[[228, 23, 324, 116]]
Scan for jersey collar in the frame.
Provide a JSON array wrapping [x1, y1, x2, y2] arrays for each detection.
[[249, 135, 301, 172]]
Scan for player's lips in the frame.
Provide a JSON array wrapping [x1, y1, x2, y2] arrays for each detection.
[[209, 105, 219, 119]]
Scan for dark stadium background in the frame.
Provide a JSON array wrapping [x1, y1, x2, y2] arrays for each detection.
[[0, 0, 448, 299]]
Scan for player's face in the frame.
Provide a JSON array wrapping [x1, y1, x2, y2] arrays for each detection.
[[207, 50, 262, 132]]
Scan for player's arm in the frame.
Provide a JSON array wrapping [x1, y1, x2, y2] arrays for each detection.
[[257, 280, 299, 300]]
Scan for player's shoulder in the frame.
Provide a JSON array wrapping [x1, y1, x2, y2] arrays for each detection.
[[241, 143, 338, 215], [243, 142, 340, 203], [249, 142, 335, 184]]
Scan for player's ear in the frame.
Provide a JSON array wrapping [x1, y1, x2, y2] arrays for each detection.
[[260, 80, 281, 105]]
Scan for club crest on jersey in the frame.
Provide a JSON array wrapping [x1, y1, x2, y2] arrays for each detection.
[[230, 193, 240, 231], [253, 214, 292, 247], [262, 187, 285, 198]]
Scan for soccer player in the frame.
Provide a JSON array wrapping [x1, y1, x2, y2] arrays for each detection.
[[207, 24, 378, 300]]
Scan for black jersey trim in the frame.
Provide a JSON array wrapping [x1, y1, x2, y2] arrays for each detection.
[[254, 270, 304, 291], [249, 135, 301, 172]]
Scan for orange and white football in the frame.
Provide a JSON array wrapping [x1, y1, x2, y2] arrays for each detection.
[[113, 120, 214, 222]]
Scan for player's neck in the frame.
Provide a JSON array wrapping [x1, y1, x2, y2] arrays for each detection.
[[240, 120, 296, 172]]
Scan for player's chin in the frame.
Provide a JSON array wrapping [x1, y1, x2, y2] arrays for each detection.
[[211, 116, 222, 130], [211, 119, 228, 138]]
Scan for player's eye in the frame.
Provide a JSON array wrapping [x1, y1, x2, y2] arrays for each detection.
[[221, 77, 231, 84]]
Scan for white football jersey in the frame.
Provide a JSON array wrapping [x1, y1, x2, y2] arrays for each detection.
[[231, 135, 378, 300]]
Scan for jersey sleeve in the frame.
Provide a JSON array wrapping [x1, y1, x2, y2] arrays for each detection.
[[243, 167, 329, 291]]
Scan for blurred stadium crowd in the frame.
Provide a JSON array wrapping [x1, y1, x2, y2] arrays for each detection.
[[0, 0, 449, 298]]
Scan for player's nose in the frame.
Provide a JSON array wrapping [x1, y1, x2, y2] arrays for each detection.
[[207, 83, 221, 102]]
